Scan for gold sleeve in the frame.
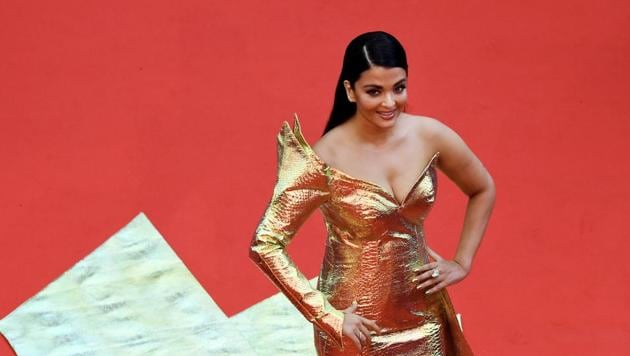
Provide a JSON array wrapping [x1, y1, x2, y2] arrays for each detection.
[[249, 118, 345, 350]]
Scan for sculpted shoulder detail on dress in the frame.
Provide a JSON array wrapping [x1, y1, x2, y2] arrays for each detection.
[[275, 114, 333, 191]]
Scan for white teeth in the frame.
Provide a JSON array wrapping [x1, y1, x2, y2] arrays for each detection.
[[379, 111, 395, 119]]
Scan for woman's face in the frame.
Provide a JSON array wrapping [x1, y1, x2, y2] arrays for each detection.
[[344, 66, 408, 128]]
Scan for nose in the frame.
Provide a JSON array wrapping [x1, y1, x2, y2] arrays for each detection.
[[382, 93, 395, 107]]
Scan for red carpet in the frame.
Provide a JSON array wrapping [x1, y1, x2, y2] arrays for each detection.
[[1, 1, 628, 354]]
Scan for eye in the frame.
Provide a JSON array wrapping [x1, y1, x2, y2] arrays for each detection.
[[395, 85, 406, 93], [366, 89, 380, 96]]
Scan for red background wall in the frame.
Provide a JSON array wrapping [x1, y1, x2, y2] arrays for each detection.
[[1, 1, 629, 354]]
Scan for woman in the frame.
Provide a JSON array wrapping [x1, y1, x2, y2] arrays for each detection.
[[249, 31, 495, 355]]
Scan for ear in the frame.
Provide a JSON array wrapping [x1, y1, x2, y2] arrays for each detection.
[[343, 80, 356, 103]]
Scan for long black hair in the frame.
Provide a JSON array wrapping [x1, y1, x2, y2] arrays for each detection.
[[323, 31, 408, 135]]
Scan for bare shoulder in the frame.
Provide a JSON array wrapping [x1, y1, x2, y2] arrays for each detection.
[[402, 113, 452, 144], [406, 113, 494, 195], [311, 126, 342, 164], [407, 114, 474, 152]]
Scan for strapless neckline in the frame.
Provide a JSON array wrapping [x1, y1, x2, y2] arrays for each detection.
[[283, 115, 440, 208]]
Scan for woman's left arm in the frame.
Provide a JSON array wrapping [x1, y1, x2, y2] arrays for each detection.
[[414, 118, 496, 294]]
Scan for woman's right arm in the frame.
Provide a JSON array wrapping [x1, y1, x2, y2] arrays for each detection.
[[249, 121, 346, 350]]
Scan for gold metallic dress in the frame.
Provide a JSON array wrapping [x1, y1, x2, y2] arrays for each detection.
[[249, 116, 473, 355]]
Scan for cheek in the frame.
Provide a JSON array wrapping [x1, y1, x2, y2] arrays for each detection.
[[356, 95, 381, 110], [397, 93, 408, 106]]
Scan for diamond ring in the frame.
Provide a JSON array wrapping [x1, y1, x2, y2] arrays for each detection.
[[431, 268, 440, 278]]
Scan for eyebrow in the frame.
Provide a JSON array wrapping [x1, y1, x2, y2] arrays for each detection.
[[362, 79, 407, 89]]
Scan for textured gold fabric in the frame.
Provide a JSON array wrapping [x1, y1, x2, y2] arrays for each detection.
[[249, 115, 474, 355]]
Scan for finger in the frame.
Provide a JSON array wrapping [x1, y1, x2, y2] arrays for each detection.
[[354, 328, 367, 349], [362, 318, 383, 334], [412, 262, 438, 274], [417, 275, 442, 290], [427, 246, 444, 261], [344, 300, 358, 313], [358, 323, 372, 344], [349, 332, 362, 350], [426, 280, 449, 294], [413, 268, 440, 283]]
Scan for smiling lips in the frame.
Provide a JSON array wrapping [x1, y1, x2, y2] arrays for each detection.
[[377, 110, 397, 120]]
